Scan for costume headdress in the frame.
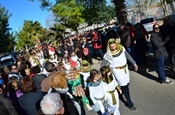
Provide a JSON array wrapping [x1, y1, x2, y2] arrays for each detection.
[[107, 38, 122, 53], [80, 60, 91, 72], [103, 38, 123, 61]]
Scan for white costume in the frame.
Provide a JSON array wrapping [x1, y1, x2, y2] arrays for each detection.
[[88, 80, 108, 114], [103, 47, 129, 86], [102, 75, 120, 115]]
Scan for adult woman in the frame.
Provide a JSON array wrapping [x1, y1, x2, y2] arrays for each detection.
[[102, 38, 138, 111], [18, 77, 46, 115]]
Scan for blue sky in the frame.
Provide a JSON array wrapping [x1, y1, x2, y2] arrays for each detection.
[[0, 0, 51, 32]]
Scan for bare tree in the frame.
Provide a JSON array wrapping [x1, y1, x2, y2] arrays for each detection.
[[134, 0, 156, 18]]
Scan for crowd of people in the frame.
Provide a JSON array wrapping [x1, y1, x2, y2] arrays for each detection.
[[0, 17, 174, 115]]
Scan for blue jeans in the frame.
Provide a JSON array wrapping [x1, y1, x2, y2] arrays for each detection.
[[156, 57, 166, 81], [126, 45, 136, 61]]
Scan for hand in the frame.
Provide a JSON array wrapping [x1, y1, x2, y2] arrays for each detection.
[[133, 64, 138, 71], [118, 89, 122, 94], [165, 36, 170, 41]]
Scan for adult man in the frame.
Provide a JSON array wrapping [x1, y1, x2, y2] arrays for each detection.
[[150, 24, 173, 84], [39, 93, 64, 115], [102, 38, 138, 112], [8, 64, 22, 82], [41, 62, 56, 92]]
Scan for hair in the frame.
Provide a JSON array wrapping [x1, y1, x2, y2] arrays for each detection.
[[44, 62, 55, 72], [89, 69, 100, 82], [153, 24, 159, 30], [100, 66, 113, 83], [20, 61, 27, 71], [7, 79, 19, 92], [40, 93, 63, 114], [100, 66, 110, 76], [31, 65, 41, 74], [50, 72, 67, 89], [20, 77, 34, 93]]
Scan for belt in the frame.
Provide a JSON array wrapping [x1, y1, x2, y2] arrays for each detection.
[[94, 96, 105, 101], [115, 64, 127, 69], [107, 89, 116, 93]]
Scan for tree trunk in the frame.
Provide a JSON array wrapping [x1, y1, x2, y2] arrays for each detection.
[[112, 0, 127, 24]]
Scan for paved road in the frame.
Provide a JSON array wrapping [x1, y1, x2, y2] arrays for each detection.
[[85, 58, 175, 115]]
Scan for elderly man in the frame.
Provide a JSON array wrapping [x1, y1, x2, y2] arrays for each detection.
[[102, 38, 138, 112], [39, 93, 64, 115]]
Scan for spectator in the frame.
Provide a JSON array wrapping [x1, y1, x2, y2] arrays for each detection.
[[8, 64, 22, 82], [19, 77, 46, 115], [150, 24, 173, 84], [48, 72, 81, 115], [91, 30, 104, 61], [31, 66, 47, 91], [119, 25, 136, 62], [39, 93, 64, 115], [6, 80, 26, 115], [0, 84, 18, 115], [134, 23, 148, 67], [41, 62, 56, 92]]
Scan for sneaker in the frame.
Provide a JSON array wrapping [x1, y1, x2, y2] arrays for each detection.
[[129, 106, 138, 112], [161, 80, 173, 84]]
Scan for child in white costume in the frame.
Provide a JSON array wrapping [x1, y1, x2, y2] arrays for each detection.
[[88, 69, 108, 115], [100, 66, 122, 115]]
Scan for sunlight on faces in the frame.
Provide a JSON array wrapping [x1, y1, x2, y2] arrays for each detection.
[[93, 74, 101, 82], [65, 68, 77, 80], [109, 43, 117, 51]]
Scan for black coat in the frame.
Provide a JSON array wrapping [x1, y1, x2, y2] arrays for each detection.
[[0, 94, 19, 115], [51, 88, 79, 115], [18, 91, 46, 115]]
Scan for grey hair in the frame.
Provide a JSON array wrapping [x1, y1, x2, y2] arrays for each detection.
[[40, 93, 63, 114]]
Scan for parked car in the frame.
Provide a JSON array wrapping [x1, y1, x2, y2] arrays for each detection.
[[140, 17, 157, 33], [0, 53, 16, 69]]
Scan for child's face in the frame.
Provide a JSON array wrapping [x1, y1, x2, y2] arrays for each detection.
[[93, 74, 101, 82], [12, 81, 18, 90], [25, 69, 30, 76]]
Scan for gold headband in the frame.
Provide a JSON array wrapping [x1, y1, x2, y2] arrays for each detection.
[[107, 38, 123, 52]]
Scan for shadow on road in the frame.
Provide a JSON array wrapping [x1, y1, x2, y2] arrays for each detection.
[[134, 55, 175, 82]]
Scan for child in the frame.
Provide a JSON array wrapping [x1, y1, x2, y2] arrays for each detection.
[[66, 66, 93, 111], [48, 72, 81, 115], [79, 60, 91, 87], [88, 69, 108, 115], [100, 66, 122, 115]]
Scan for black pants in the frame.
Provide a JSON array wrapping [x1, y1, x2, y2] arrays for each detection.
[[119, 83, 133, 108]]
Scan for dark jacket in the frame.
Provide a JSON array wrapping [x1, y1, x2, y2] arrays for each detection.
[[18, 91, 46, 115], [32, 73, 47, 91], [150, 32, 168, 58], [51, 88, 79, 115], [0, 94, 19, 115], [120, 30, 133, 48]]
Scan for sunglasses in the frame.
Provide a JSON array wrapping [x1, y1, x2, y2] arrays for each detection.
[[154, 27, 160, 29]]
